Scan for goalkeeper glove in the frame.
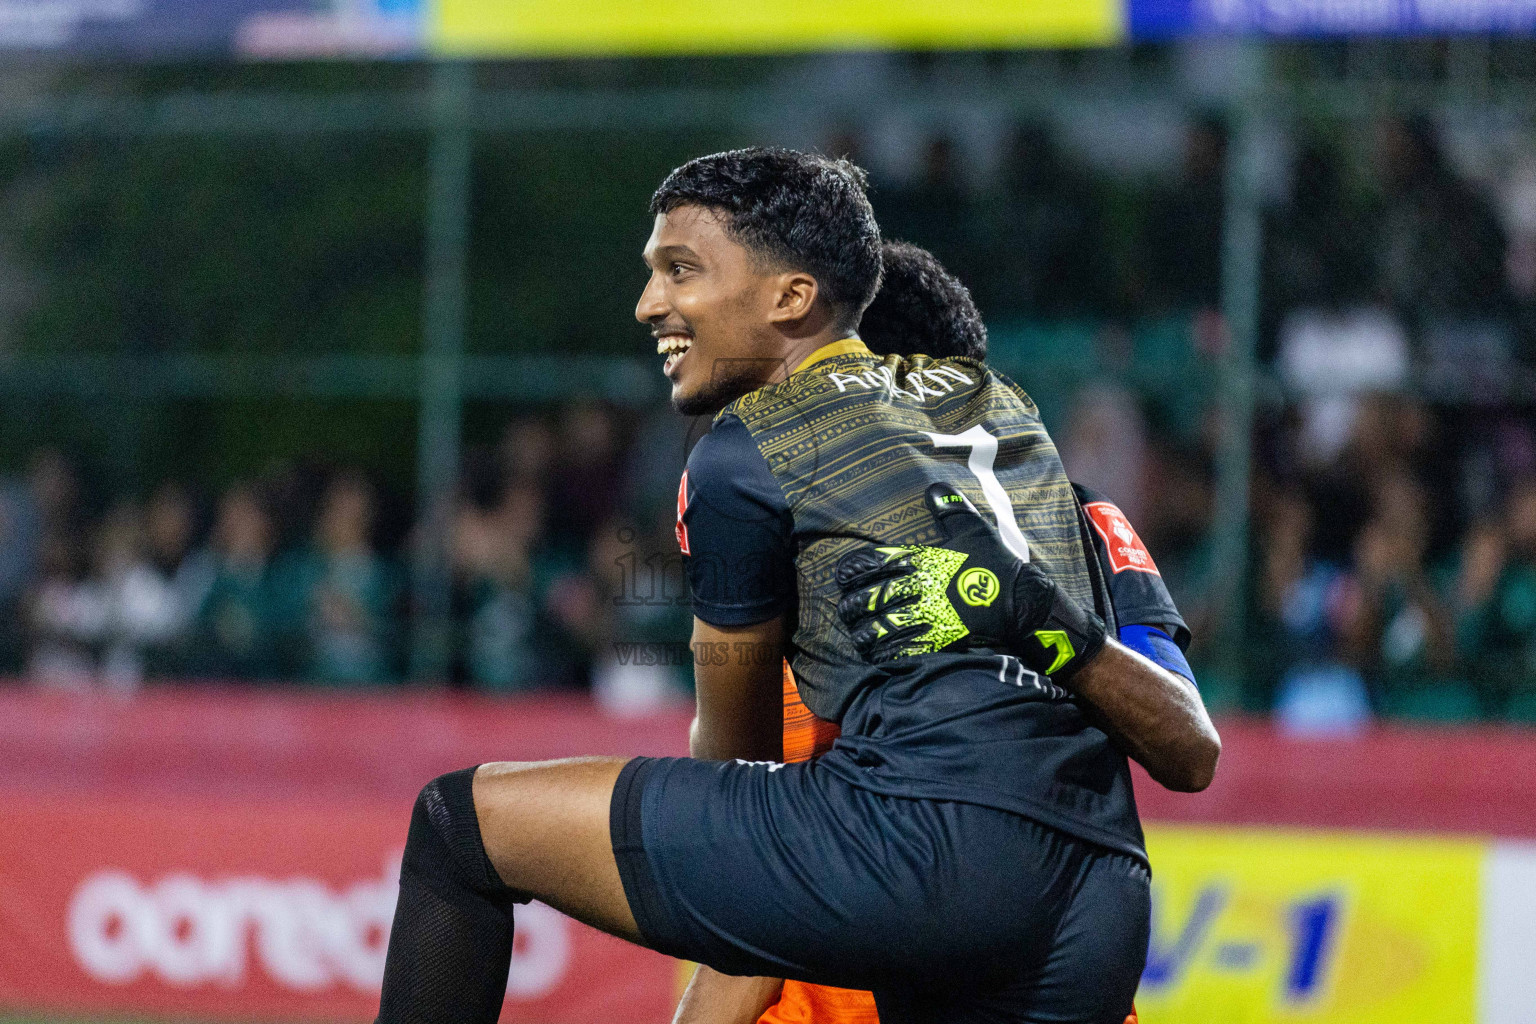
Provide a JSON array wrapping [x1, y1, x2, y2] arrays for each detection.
[[834, 483, 1107, 682]]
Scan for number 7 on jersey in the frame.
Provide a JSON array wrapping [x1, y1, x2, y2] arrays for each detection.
[[923, 425, 1032, 563]]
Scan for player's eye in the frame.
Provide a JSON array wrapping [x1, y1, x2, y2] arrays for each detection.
[[669, 262, 690, 278]]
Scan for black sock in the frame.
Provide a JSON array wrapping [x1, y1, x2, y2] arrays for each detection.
[[377, 767, 526, 1024]]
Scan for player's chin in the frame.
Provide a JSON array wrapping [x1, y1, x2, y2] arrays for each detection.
[[670, 379, 725, 417], [666, 374, 731, 417]]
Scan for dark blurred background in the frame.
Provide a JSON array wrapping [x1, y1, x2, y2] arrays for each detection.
[[7, 43, 1536, 733]]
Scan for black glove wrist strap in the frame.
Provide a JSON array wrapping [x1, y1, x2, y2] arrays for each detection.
[[1010, 570, 1108, 684]]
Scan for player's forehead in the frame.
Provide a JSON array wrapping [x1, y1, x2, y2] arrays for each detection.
[[642, 204, 743, 265]]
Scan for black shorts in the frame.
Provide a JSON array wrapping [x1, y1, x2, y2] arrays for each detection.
[[610, 755, 1150, 1024]]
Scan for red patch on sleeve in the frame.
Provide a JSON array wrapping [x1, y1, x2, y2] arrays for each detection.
[[1084, 501, 1160, 576], [675, 469, 691, 555]]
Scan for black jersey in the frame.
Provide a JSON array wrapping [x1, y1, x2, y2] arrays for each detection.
[[678, 339, 1190, 862]]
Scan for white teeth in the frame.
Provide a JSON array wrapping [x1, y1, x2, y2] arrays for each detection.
[[656, 336, 693, 356]]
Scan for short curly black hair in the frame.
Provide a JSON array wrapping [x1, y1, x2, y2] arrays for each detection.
[[859, 240, 987, 361], [650, 148, 883, 331]]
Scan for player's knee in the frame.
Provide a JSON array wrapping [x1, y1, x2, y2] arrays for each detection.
[[404, 767, 527, 904]]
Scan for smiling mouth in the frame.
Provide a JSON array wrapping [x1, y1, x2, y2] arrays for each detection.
[[656, 334, 693, 377]]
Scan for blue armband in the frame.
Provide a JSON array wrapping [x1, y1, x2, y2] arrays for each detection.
[[1119, 624, 1195, 686]]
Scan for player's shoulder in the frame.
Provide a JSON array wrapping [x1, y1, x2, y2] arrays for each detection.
[[1072, 481, 1109, 507], [686, 410, 762, 481], [683, 411, 788, 517], [981, 365, 1041, 416]]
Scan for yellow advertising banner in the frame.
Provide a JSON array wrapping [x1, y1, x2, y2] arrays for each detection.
[[431, 0, 1122, 56], [1137, 826, 1482, 1024]]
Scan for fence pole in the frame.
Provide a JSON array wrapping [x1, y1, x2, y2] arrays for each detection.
[[410, 60, 473, 682], [1210, 94, 1265, 701]]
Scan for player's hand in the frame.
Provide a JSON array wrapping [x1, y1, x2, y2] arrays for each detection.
[[834, 483, 1107, 681]]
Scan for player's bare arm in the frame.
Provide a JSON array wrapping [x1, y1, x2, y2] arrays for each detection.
[[677, 618, 794, 1021], [1059, 638, 1218, 792], [678, 616, 790, 1023], [689, 616, 788, 762], [674, 969, 785, 1024]]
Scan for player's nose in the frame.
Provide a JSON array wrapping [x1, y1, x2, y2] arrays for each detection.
[[635, 272, 669, 325]]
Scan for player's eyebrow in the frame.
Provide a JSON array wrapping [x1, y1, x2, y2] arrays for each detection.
[[643, 243, 700, 269]]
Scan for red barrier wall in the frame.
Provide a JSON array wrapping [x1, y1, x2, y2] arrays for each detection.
[[0, 687, 694, 801], [2, 685, 1535, 1023], [1131, 718, 1536, 838], [0, 688, 694, 1023], [5, 687, 1533, 836]]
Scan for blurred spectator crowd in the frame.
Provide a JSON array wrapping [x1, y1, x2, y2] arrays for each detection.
[[1251, 113, 1536, 729], [0, 402, 693, 713], [1250, 395, 1536, 729], [12, 386, 1536, 730]]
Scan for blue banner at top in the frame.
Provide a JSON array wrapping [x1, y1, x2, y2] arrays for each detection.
[[1131, 0, 1536, 37]]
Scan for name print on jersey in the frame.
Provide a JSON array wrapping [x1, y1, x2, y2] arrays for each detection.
[[826, 364, 974, 400]]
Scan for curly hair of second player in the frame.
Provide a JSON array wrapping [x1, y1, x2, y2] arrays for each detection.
[[858, 239, 989, 363]]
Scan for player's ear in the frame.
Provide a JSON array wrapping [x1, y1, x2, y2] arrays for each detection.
[[766, 271, 818, 325]]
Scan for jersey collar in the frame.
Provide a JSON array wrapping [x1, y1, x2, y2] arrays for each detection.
[[792, 336, 872, 374]]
